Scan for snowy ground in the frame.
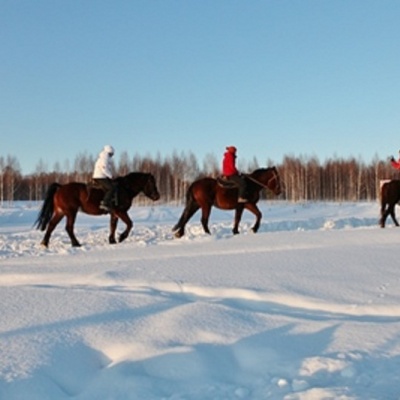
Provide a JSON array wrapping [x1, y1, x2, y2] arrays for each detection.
[[1, 200, 400, 400]]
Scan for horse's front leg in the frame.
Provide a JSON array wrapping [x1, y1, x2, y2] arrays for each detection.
[[108, 213, 118, 244], [244, 203, 262, 233], [233, 205, 245, 234], [114, 211, 133, 243]]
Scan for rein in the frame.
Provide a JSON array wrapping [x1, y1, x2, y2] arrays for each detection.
[[246, 170, 277, 189]]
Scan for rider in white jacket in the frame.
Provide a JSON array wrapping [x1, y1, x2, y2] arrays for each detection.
[[93, 145, 117, 211]]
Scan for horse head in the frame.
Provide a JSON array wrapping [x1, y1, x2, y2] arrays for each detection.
[[268, 166, 282, 196], [120, 172, 160, 201], [142, 173, 161, 201], [251, 167, 282, 196]]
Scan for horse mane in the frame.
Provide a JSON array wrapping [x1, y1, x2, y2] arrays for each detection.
[[251, 166, 276, 176], [117, 172, 150, 183], [121, 171, 149, 179]]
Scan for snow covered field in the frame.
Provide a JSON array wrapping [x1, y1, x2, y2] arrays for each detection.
[[1, 200, 400, 399]]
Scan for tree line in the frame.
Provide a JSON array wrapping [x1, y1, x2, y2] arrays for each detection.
[[0, 151, 397, 205]]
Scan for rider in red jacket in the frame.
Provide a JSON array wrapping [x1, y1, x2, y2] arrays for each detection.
[[390, 151, 400, 170], [222, 146, 239, 176], [222, 146, 248, 202]]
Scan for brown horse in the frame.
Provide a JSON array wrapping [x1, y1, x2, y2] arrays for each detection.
[[380, 179, 400, 227], [172, 167, 282, 238], [35, 172, 160, 247]]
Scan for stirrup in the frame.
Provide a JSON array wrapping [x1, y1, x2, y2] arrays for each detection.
[[100, 202, 111, 212]]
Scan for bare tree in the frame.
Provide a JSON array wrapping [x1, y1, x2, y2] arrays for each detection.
[[0, 149, 398, 203], [202, 153, 219, 177], [73, 152, 95, 182], [0, 156, 4, 205], [4, 155, 21, 204], [117, 151, 131, 175], [34, 159, 47, 201]]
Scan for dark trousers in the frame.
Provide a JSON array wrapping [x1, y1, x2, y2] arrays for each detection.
[[93, 178, 118, 206], [226, 174, 248, 198]]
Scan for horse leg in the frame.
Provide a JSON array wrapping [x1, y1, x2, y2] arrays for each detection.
[[380, 203, 388, 228], [108, 213, 118, 244], [233, 205, 245, 234], [41, 213, 64, 248], [200, 205, 212, 235], [388, 204, 399, 226], [244, 203, 262, 233], [173, 203, 200, 238], [65, 212, 81, 247], [115, 212, 133, 243]]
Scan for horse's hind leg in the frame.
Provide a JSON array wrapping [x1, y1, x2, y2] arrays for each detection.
[[380, 203, 387, 228], [379, 213, 387, 228], [41, 213, 64, 247], [173, 203, 200, 238], [65, 213, 81, 247], [389, 204, 399, 226], [200, 205, 212, 235]]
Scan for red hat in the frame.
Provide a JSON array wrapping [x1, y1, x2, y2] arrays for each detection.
[[226, 146, 237, 153]]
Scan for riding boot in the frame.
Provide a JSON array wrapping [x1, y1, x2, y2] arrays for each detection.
[[101, 183, 118, 211], [101, 190, 113, 211], [229, 175, 248, 202]]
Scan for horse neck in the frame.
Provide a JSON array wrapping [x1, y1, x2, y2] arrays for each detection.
[[121, 172, 148, 194], [250, 168, 273, 186]]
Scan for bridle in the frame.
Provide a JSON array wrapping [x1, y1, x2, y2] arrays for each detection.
[[246, 168, 280, 191]]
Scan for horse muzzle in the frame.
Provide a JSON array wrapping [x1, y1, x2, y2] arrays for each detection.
[[151, 192, 161, 201]]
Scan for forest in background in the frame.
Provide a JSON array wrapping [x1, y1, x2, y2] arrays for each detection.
[[0, 151, 398, 204]]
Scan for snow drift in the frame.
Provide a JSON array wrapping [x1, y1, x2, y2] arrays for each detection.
[[1, 201, 399, 399]]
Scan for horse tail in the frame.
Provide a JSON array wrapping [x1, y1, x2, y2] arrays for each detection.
[[172, 182, 198, 232], [379, 180, 397, 212], [380, 181, 387, 208], [34, 183, 61, 231]]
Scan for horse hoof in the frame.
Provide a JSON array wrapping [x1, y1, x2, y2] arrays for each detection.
[[118, 235, 128, 243], [174, 231, 183, 239]]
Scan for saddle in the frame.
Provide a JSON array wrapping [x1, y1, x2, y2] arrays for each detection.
[[87, 180, 105, 191], [217, 176, 237, 188], [86, 180, 119, 207]]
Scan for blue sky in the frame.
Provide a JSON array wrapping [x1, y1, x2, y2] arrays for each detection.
[[1, 0, 399, 174]]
